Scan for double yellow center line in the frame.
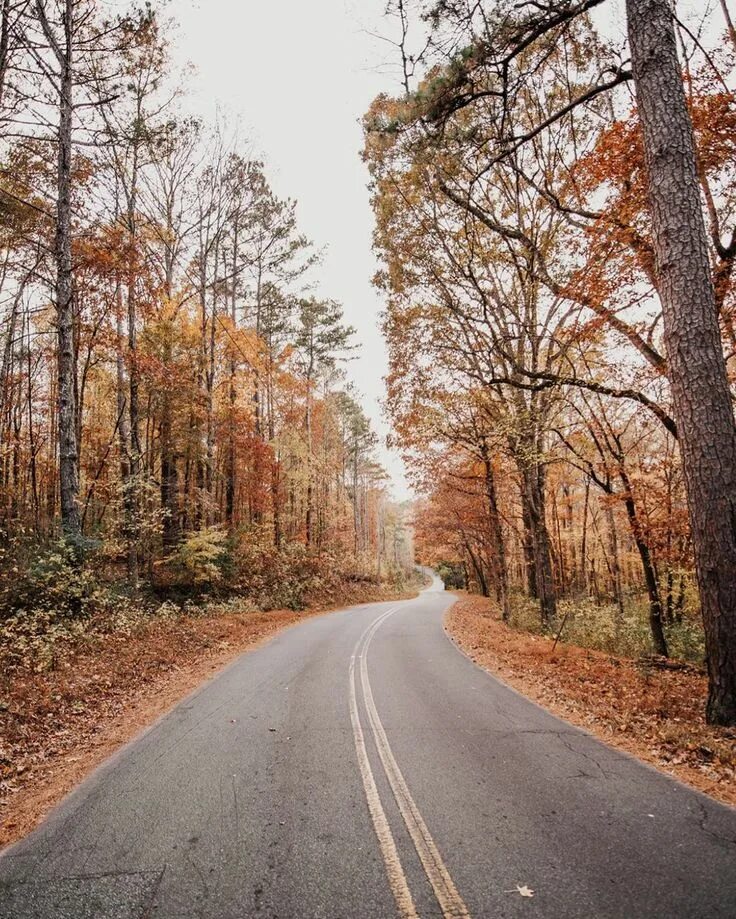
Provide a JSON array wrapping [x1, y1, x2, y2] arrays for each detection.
[[349, 605, 471, 919]]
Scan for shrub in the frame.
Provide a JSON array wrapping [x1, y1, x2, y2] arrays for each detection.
[[233, 535, 328, 610], [0, 537, 99, 621], [168, 527, 231, 588], [0, 536, 112, 671], [435, 561, 466, 590], [509, 592, 706, 664]]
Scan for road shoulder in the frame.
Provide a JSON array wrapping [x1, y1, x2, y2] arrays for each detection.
[[0, 587, 413, 850], [445, 594, 736, 808]]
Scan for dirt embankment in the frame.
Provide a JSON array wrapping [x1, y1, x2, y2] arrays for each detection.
[[0, 584, 411, 850], [446, 595, 736, 808]]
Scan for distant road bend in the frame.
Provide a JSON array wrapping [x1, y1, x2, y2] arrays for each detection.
[[2, 574, 736, 918]]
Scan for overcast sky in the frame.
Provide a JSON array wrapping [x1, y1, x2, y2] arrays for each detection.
[[167, 0, 412, 497]]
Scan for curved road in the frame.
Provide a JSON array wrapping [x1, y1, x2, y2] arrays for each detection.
[[2, 577, 736, 918]]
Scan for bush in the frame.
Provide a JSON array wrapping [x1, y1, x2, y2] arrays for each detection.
[[509, 592, 706, 664], [435, 561, 466, 590], [168, 527, 231, 588], [0, 537, 99, 620], [0, 536, 112, 672], [234, 534, 334, 610]]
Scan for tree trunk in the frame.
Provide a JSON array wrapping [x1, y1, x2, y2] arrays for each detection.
[[464, 536, 489, 597], [226, 239, 238, 528], [126, 150, 142, 575], [719, 0, 736, 52], [563, 483, 578, 592], [520, 491, 538, 599], [116, 290, 137, 582], [305, 358, 314, 548], [52, 0, 81, 539], [520, 462, 557, 626], [269, 385, 282, 547], [161, 206, 178, 548], [579, 479, 590, 595], [160, 358, 179, 549], [482, 450, 510, 621], [0, 0, 10, 110], [627, 0, 736, 722], [205, 295, 216, 525], [619, 469, 669, 657], [353, 446, 360, 556], [605, 502, 625, 625]]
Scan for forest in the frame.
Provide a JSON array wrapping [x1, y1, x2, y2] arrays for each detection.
[[0, 0, 735, 762], [1, 0, 736, 898], [365, 0, 736, 726], [0, 1, 414, 679]]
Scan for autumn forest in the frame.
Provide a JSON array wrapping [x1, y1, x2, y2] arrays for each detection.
[[368, 0, 736, 728], [2, 0, 736, 859], [0, 4, 417, 623]]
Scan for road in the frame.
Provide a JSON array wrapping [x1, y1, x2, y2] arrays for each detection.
[[1, 576, 736, 918]]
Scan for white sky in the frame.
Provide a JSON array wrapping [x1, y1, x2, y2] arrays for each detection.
[[168, 0, 412, 497], [165, 0, 719, 502]]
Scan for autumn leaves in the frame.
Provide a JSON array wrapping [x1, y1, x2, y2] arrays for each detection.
[[367, 0, 736, 724]]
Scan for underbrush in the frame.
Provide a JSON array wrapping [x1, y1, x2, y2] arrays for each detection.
[[506, 591, 706, 664], [0, 529, 419, 676]]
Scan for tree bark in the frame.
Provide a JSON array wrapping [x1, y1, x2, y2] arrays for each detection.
[[0, 0, 11, 111], [463, 534, 489, 597], [605, 502, 625, 625], [619, 470, 669, 657], [160, 198, 179, 548], [520, 492, 537, 598], [116, 288, 137, 581], [39, 0, 81, 539], [159, 337, 178, 548], [627, 0, 736, 722], [225, 238, 238, 528], [481, 449, 510, 621], [126, 122, 142, 575], [305, 350, 314, 548], [520, 461, 557, 626]]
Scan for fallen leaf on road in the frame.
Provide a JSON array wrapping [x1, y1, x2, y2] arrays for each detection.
[[516, 885, 534, 898]]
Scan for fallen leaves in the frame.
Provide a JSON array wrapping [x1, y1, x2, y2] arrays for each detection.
[[504, 884, 535, 898], [0, 581, 414, 850]]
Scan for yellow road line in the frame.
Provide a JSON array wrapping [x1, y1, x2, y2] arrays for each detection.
[[349, 607, 419, 919], [358, 607, 472, 919]]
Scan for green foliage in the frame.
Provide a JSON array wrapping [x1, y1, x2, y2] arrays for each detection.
[[0, 604, 99, 673], [507, 591, 706, 664], [435, 560, 466, 590], [0, 535, 112, 672], [0, 519, 413, 673], [663, 616, 706, 663], [0, 536, 98, 620]]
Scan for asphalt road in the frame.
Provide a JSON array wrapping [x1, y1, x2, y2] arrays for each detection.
[[2, 576, 736, 918]]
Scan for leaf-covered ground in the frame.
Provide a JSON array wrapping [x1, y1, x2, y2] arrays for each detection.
[[0, 582, 411, 850], [446, 595, 736, 807]]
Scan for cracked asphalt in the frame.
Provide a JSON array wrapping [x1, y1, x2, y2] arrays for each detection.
[[1, 580, 736, 918]]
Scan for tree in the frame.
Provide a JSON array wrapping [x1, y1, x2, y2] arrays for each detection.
[[94, 6, 171, 578], [625, 0, 736, 721], [34, 0, 83, 539], [0, 1, 401, 620], [293, 298, 355, 546], [378, 0, 736, 724]]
